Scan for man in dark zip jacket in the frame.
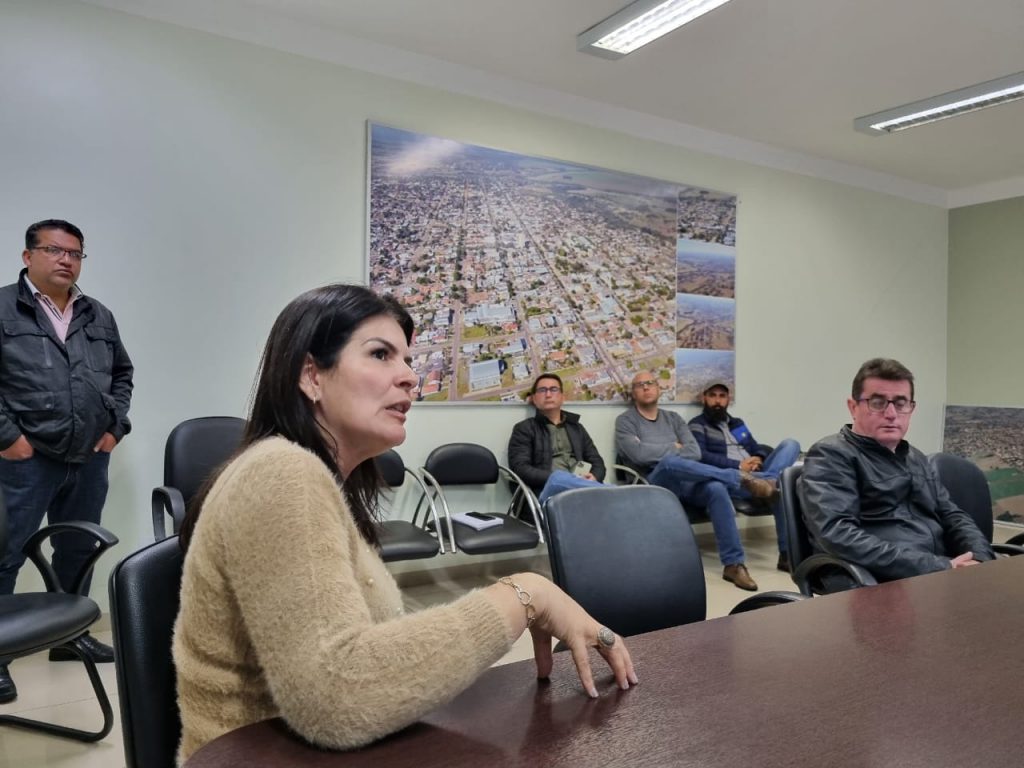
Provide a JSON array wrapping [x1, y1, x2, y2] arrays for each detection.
[[507, 373, 606, 504], [799, 358, 992, 586], [0, 220, 133, 702]]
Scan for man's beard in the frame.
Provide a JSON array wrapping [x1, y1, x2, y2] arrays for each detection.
[[705, 405, 728, 423]]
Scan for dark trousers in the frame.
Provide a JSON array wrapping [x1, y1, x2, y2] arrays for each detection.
[[0, 450, 111, 597]]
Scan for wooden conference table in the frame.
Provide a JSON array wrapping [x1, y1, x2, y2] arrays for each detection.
[[185, 556, 1024, 768]]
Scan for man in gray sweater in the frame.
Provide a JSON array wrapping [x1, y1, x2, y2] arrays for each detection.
[[615, 371, 774, 591]]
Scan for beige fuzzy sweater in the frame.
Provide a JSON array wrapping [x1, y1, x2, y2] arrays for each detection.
[[173, 437, 514, 762]]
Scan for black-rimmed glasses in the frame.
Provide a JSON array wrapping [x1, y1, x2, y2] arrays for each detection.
[[534, 386, 562, 395], [31, 245, 87, 261], [858, 396, 915, 414]]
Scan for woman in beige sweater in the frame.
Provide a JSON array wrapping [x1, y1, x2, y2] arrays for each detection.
[[173, 284, 636, 761]]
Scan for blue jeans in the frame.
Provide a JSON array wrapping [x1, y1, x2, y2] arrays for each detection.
[[0, 450, 111, 597], [728, 438, 801, 554], [646, 456, 748, 567], [537, 470, 605, 505]]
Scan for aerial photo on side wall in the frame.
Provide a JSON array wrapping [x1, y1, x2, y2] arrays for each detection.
[[942, 405, 1024, 527]]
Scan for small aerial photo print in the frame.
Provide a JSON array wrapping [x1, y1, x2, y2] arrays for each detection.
[[674, 190, 737, 402], [368, 123, 737, 404], [942, 405, 1024, 527]]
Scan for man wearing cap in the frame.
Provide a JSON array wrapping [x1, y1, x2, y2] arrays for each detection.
[[615, 370, 776, 591], [688, 381, 801, 572]]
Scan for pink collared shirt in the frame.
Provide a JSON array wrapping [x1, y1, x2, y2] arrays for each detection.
[[25, 276, 82, 343]]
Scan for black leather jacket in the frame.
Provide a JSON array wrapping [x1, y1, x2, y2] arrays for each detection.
[[0, 270, 133, 463], [507, 410, 606, 494], [799, 426, 994, 581]]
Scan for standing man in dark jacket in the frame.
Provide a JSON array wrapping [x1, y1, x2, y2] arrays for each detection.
[[507, 373, 606, 504], [689, 381, 800, 571], [0, 219, 133, 702], [799, 358, 992, 585]]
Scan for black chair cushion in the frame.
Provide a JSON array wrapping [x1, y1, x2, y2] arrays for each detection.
[[377, 521, 440, 562], [0, 593, 99, 658], [450, 515, 540, 555]]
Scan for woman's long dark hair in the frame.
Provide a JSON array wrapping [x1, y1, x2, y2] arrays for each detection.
[[180, 284, 414, 552]]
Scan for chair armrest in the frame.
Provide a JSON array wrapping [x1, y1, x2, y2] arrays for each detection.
[[1005, 531, 1024, 547], [151, 486, 186, 541], [417, 468, 457, 553], [992, 543, 1024, 557], [23, 521, 119, 595], [403, 467, 446, 555], [728, 590, 809, 615], [792, 553, 877, 596], [611, 464, 648, 485], [498, 465, 546, 544]]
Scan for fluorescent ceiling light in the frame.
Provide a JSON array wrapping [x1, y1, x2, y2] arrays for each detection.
[[855, 70, 1024, 135], [577, 0, 733, 60]]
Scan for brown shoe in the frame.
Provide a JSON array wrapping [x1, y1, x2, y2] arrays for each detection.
[[739, 471, 777, 500], [723, 563, 758, 591], [777, 552, 791, 573]]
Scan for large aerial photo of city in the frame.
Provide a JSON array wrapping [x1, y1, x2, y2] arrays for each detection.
[[943, 405, 1024, 526], [368, 123, 737, 403]]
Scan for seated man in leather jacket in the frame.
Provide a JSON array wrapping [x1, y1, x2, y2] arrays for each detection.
[[799, 357, 994, 583]]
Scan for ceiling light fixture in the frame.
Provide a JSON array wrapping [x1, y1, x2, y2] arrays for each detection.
[[577, 0, 733, 60], [855, 70, 1024, 135]]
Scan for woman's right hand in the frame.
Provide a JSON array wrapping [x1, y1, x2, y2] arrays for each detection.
[[498, 572, 638, 698]]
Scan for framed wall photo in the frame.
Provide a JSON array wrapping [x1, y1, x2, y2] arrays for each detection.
[[942, 405, 1024, 527], [367, 123, 738, 404]]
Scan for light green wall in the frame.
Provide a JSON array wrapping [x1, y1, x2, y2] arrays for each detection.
[[1, 0, 950, 606], [948, 197, 1024, 406]]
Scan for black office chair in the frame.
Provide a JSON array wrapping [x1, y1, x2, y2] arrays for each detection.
[[419, 443, 544, 555], [152, 416, 246, 540], [928, 452, 1024, 556], [781, 465, 877, 596], [375, 449, 445, 562], [0, 494, 117, 742], [108, 536, 184, 768], [543, 485, 804, 637]]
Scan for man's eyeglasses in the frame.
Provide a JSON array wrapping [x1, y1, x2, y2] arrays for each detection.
[[858, 396, 916, 414], [632, 381, 658, 390], [534, 386, 562, 395], [31, 246, 87, 261]]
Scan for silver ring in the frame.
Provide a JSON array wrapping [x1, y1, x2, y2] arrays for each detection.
[[597, 626, 616, 648]]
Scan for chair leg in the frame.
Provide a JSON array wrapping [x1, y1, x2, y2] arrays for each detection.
[[0, 637, 114, 742]]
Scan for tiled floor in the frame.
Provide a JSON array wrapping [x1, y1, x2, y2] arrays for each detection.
[[2, 520, 1018, 768]]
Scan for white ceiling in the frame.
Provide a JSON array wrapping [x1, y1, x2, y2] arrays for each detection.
[[83, 0, 1024, 207]]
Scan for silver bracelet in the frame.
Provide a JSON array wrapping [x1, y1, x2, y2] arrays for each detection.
[[498, 576, 536, 628]]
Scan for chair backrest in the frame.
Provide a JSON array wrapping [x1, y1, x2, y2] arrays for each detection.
[[424, 443, 500, 485], [780, 465, 815, 572], [544, 485, 706, 637], [928, 452, 994, 542], [164, 417, 246, 504], [375, 449, 406, 487], [109, 537, 185, 768]]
